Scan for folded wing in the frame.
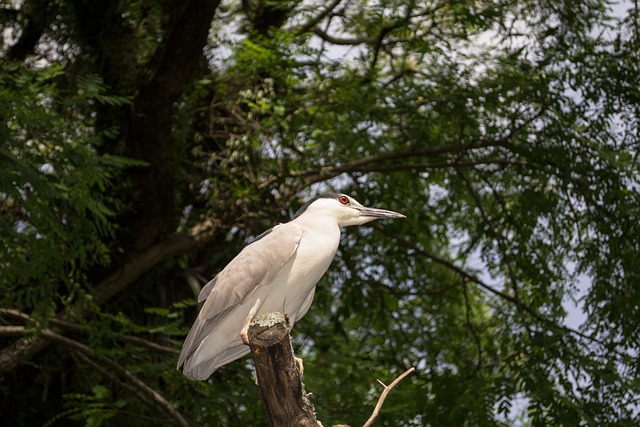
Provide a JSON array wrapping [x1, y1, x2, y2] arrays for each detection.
[[177, 223, 302, 372]]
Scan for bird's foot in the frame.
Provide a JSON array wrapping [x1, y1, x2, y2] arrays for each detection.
[[295, 356, 304, 377], [241, 327, 250, 346], [241, 298, 262, 345]]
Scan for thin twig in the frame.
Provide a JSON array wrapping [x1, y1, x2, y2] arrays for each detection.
[[362, 367, 415, 427]]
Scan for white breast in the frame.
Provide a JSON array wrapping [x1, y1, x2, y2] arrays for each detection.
[[262, 221, 341, 323]]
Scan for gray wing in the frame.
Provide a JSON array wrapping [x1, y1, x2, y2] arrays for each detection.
[[197, 223, 285, 303], [177, 223, 302, 369]]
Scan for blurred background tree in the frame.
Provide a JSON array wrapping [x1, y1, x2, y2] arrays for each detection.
[[1, 0, 639, 425]]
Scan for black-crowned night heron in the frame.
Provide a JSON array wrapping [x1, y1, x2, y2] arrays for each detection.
[[177, 193, 405, 380]]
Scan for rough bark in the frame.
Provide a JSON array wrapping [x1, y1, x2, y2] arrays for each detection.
[[248, 312, 319, 427], [68, 0, 223, 253], [124, 0, 223, 251]]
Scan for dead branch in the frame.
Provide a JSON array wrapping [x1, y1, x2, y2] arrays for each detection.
[[246, 312, 416, 427], [362, 367, 416, 427], [247, 312, 319, 427]]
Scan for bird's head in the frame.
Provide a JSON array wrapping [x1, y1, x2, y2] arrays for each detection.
[[293, 193, 405, 227]]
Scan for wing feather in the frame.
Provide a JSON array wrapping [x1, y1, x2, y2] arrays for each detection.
[[177, 223, 302, 369]]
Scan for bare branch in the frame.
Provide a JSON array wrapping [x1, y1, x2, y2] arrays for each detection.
[[246, 313, 415, 426], [0, 308, 31, 322], [362, 367, 416, 427], [0, 335, 51, 373], [0, 326, 28, 336]]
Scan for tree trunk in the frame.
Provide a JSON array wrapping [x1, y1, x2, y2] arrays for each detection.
[[247, 312, 319, 427]]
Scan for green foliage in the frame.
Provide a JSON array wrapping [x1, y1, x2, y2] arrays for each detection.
[[0, 61, 141, 315], [1, 0, 640, 426], [44, 385, 126, 427]]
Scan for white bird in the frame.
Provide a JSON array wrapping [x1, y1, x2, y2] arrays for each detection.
[[177, 193, 405, 380]]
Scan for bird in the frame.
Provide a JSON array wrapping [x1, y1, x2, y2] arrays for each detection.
[[177, 193, 405, 380]]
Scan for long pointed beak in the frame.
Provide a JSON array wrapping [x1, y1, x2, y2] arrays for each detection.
[[356, 206, 406, 219]]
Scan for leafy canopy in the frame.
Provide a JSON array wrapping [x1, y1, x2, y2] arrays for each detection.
[[1, 0, 639, 426]]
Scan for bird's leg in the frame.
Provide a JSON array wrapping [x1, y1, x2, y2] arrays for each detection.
[[241, 298, 262, 345], [295, 356, 304, 377]]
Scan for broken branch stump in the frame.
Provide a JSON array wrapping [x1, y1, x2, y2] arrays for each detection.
[[247, 312, 319, 427]]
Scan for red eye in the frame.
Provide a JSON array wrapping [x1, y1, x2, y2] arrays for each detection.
[[338, 195, 349, 205]]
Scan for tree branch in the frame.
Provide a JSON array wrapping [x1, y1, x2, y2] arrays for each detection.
[[0, 334, 52, 374], [245, 312, 416, 427], [91, 217, 223, 306], [296, 0, 344, 33], [290, 139, 512, 187], [247, 312, 319, 427], [0, 308, 179, 355], [383, 231, 629, 358], [0, 308, 31, 322], [0, 217, 221, 374], [362, 367, 416, 427], [0, 326, 32, 336], [1, 326, 188, 427], [321, 158, 531, 176], [311, 26, 377, 45]]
